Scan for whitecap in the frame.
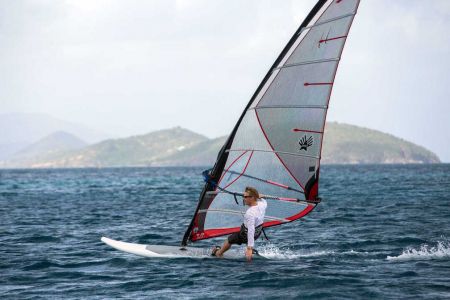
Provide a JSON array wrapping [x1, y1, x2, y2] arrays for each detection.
[[256, 244, 334, 260], [387, 241, 450, 261]]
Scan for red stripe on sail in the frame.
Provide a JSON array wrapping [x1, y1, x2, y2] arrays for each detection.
[[191, 204, 317, 241], [217, 150, 248, 186], [263, 204, 316, 228], [222, 151, 254, 190], [266, 180, 289, 189], [191, 227, 241, 241], [304, 82, 333, 86], [277, 197, 299, 202], [319, 35, 347, 45], [254, 110, 306, 192], [286, 204, 315, 221], [261, 220, 282, 227], [292, 128, 323, 134]]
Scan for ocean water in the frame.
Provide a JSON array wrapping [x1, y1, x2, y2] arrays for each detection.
[[1, 165, 449, 299]]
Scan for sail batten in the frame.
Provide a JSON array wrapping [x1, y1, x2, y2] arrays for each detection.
[[299, 12, 357, 33], [251, 105, 328, 109], [275, 58, 340, 70], [181, 0, 359, 246], [226, 149, 321, 159], [199, 209, 291, 223]]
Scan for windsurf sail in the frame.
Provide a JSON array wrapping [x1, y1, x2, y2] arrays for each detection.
[[182, 0, 360, 246]]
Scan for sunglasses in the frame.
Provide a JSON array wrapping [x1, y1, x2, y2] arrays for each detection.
[[243, 195, 253, 198]]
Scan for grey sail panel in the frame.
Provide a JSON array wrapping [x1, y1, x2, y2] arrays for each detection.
[[257, 61, 338, 107]]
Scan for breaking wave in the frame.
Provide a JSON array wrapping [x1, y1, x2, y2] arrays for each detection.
[[257, 244, 334, 260], [387, 241, 450, 261]]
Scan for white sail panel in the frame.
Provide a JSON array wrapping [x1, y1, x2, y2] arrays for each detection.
[[285, 16, 353, 65], [256, 107, 326, 133], [203, 210, 244, 230], [203, 199, 309, 231], [219, 150, 306, 199], [277, 153, 318, 189], [250, 70, 280, 109], [256, 108, 324, 157], [256, 61, 337, 107], [318, 0, 359, 22], [229, 110, 274, 151], [204, 149, 311, 231]]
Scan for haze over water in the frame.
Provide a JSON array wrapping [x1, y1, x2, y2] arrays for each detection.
[[1, 165, 449, 299]]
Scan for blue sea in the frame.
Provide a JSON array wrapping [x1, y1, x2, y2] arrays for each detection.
[[1, 165, 449, 299]]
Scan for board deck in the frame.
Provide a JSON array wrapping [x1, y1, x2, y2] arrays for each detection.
[[101, 237, 264, 259]]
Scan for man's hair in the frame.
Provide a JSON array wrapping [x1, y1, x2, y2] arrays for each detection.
[[245, 186, 259, 199]]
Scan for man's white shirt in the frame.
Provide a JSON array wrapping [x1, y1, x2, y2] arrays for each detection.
[[244, 199, 267, 247]]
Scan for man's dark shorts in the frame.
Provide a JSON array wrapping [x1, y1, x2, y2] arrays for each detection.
[[228, 224, 263, 245]]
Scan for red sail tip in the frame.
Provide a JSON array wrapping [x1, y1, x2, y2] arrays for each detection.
[[304, 82, 333, 86], [292, 128, 323, 134], [319, 35, 347, 45]]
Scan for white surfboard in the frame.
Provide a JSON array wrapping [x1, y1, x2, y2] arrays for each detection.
[[101, 237, 264, 259]]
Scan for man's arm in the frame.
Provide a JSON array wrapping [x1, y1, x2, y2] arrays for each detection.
[[245, 214, 255, 261], [246, 214, 256, 248]]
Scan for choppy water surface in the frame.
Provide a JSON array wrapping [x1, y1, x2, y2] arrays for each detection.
[[1, 165, 449, 299]]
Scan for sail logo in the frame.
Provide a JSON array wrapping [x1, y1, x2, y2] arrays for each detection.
[[299, 135, 313, 151]]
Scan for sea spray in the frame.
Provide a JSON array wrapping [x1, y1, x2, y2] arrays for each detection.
[[387, 240, 450, 261], [257, 243, 334, 260]]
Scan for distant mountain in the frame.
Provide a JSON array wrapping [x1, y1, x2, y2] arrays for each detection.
[[7, 127, 208, 168], [1, 131, 87, 168], [321, 122, 440, 164], [157, 136, 228, 166], [0, 123, 440, 168], [0, 113, 110, 160]]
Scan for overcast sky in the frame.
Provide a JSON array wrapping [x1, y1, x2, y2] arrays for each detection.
[[1, 0, 449, 161]]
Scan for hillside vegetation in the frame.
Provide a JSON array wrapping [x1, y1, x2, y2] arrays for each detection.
[[0, 123, 440, 168]]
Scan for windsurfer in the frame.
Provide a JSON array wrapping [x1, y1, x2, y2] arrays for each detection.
[[212, 186, 267, 261]]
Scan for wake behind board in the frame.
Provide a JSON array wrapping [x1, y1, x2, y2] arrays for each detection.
[[101, 237, 265, 259]]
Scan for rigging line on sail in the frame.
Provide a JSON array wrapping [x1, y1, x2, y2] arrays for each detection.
[[275, 58, 339, 70], [203, 171, 318, 205], [304, 82, 333, 86], [222, 170, 305, 194], [226, 149, 321, 160], [217, 150, 249, 186], [206, 190, 319, 205], [255, 109, 307, 191], [197, 209, 291, 223], [299, 12, 356, 34], [222, 151, 254, 190], [319, 35, 347, 45], [250, 105, 328, 110], [262, 193, 320, 204], [292, 128, 324, 134]]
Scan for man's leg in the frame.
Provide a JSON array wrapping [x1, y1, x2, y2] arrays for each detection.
[[215, 239, 231, 257]]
